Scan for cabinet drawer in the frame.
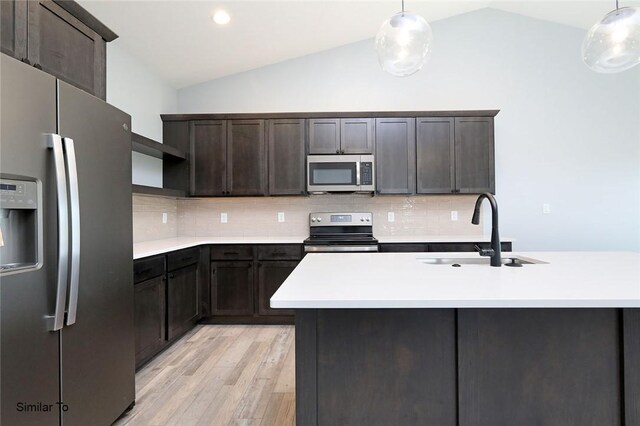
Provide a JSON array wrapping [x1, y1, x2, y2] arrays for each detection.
[[167, 247, 200, 272], [134, 256, 165, 284], [257, 245, 302, 260], [210, 245, 254, 260]]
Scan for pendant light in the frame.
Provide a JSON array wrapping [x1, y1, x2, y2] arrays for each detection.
[[375, 0, 433, 77], [582, 0, 640, 73]]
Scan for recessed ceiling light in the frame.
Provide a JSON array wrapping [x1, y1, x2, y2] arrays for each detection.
[[212, 10, 231, 25]]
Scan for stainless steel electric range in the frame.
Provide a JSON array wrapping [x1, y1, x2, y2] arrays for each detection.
[[303, 212, 379, 253]]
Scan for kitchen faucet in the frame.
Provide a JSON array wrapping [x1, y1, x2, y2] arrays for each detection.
[[471, 193, 502, 267]]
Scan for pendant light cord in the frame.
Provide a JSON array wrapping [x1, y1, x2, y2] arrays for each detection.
[[402, 0, 405, 15]]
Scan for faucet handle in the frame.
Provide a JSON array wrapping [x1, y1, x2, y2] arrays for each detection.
[[474, 244, 495, 257]]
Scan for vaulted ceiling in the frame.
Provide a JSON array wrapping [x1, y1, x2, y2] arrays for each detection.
[[79, 1, 640, 88]]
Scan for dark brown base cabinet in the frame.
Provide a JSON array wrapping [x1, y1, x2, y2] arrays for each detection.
[[208, 244, 300, 323], [211, 261, 255, 316], [257, 261, 296, 316], [167, 263, 199, 340], [133, 274, 166, 369], [296, 308, 639, 426], [133, 248, 202, 368]]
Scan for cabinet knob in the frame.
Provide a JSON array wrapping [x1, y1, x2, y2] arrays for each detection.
[[34, 63, 42, 70], [336, 149, 340, 154]]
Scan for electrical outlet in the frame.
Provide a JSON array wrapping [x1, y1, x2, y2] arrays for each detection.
[[277, 212, 285, 223], [450, 211, 458, 221], [162, 212, 168, 224], [542, 204, 551, 215], [387, 212, 395, 222], [220, 212, 228, 223]]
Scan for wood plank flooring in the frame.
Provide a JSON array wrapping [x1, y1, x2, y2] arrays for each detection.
[[115, 325, 295, 426]]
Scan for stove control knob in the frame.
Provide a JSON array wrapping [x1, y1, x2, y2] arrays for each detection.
[[360, 218, 365, 222], [317, 217, 322, 222], [311, 217, 317, 222], [366, 218, 370, 222]]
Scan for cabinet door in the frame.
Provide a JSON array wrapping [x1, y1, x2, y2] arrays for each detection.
[[211, 261, 254, 316], [375, 118, 415, 194], [167, 264, 199, 340], [455, 117, 495, 194], [257, 261, 297, 316], [0, 0, 27, 60], [27, 1, 106, 99], [268, 119, 306, 195], [308, 119, 340, 154], [190, 120, 227, 196], [416, 117, 455, 194], [227, 120, 267, 196], [341, 118, 374, 154], [134, 275, 166, 368]]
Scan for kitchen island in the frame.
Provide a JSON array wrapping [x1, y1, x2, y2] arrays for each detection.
[[271, 252, 640, 426]]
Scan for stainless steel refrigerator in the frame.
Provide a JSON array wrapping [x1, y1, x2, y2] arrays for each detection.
[[0, 54, 135, 425]]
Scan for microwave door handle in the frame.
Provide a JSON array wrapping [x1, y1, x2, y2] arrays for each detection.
[[63, 138, 80, 326], [45, 134, 69, 331], [356, 161, 361, 187]]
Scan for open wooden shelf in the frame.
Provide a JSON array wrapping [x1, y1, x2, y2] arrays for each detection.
[[132, 184, 186, 198], [131, 132, 188, 161]]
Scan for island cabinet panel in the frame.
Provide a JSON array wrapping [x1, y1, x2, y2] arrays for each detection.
[[310, 309, 457, 426], [458, 309, 622, 426], [227, 119, 267, 196], [268, 119, 306, 195], [416, 117, 455, 194], [166, 263, 199, 341], [455, 117, 495, 194], [190, 120, 227, 196], [27, 1, 107, 99], [624, 309, 640, 425], [211, 261, 254, 316], [375, 118, 416, 194]]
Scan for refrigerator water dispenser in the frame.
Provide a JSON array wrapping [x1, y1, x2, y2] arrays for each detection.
[[0, 178, 40, 273]]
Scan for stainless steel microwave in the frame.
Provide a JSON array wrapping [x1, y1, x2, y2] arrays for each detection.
[[307, 155, 375, 193]]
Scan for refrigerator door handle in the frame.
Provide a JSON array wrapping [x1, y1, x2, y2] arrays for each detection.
[[63, 137, 80, 326], [45, 134, 69, 331]]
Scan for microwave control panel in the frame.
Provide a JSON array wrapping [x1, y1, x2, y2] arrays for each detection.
[[360, 162, 373, 185]]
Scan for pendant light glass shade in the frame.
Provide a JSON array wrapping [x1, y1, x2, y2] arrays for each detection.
[[582, 6, 640, 73], [375, 11, 433, 77]]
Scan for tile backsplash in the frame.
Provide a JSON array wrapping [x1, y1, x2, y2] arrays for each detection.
[[133, 194, 483, 243]]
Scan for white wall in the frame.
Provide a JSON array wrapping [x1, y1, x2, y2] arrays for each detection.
[[107, 42, 178, 187], [177, 8, 640, 252]]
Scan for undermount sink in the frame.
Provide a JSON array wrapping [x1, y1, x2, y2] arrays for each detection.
[[416, 256, 547, 267]]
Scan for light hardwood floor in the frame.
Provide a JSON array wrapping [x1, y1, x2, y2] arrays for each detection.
[[114, 325, 295, 426]]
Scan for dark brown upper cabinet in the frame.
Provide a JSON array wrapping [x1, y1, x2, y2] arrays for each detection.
[[375, 118, 416, 195], [1, 0, 27, 60], [228, 120, 267, 196], [454, 117, 495, 194], [417, 117, 495, 194], [1, 1, 117, 100], [190, 120, 227, 196], [416, 117, 455, 194], [190, 120, 267, 196], [268, 119, 306, 195], [308, 118, 374, 154]]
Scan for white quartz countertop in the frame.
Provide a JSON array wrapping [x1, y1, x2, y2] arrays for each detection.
[[270, 252, 640, 309], [133, 235, 515, 259]]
